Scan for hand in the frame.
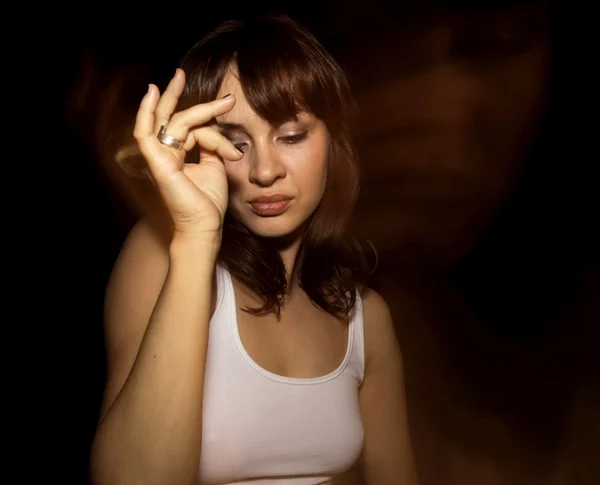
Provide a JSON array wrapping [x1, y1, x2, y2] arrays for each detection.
[[134, 69, 242, 240]]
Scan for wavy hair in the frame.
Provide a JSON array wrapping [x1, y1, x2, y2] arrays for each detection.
[[157, 14, 375, 317]]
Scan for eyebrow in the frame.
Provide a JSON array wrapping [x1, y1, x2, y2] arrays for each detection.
[[217, 122, 248, 133]]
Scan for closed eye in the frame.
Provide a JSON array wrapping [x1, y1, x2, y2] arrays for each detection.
[[279, 132, 308, 145], [232, 141, 248, 153]]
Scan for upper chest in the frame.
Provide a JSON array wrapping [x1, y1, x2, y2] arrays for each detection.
[[233, 283, 350, 379]]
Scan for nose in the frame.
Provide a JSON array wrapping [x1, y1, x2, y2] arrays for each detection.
[[248, 144, 287, 187]]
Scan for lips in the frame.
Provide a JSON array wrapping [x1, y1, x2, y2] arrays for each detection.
[[249, 194, 293, 217]]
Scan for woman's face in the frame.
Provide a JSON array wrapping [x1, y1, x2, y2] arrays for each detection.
[[344, 4, 551, 268], [216, 69, 330, 239]]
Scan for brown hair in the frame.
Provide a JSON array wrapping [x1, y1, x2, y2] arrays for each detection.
[[180, 14, 375, 317]]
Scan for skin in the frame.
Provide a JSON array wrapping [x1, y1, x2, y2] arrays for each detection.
[[215, 69, 329, 269], [89, 67, 418, 485]]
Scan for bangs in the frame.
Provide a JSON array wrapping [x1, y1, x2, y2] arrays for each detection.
[[181, 16, 349, 129], [172, 15, 364, 318], [235, 29, 338, 125]]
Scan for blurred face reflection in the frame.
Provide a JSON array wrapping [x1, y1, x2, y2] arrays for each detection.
[[346, 3, 551, 269]]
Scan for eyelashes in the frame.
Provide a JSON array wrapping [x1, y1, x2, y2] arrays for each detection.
[[228, 131, 308, 154], [233, 141, 248, 153], [279, 131, 308, 145]]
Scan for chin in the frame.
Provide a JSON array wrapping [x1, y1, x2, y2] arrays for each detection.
[[245, 217, 302, 239]]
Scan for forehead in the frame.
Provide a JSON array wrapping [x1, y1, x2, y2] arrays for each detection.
[[215, 67, 316, 127], [216, 67, 244, 99], [215, 68, 256, 123]]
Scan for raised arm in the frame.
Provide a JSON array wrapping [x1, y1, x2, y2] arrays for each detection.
[[90, 69, 242, 485]]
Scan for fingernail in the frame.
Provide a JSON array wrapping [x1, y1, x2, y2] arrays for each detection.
[[221, 93, 232, 99]]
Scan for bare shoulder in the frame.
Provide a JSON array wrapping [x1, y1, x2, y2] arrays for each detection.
[[114, 215, 171, 266], [359, 288, 398, 368], [361, 287, 392, 324]]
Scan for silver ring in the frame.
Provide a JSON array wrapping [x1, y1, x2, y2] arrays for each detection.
[[157, 125, 184, 150]]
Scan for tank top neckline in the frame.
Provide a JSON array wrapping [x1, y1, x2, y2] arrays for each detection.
[[218, 264, 357, 386]]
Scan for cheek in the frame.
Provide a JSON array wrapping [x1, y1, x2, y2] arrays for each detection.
[[303, 157, 328, 187], [295, 162, 327, 203], [291, 141, 329, 190]]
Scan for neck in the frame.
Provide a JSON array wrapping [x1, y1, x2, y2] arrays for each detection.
[[270, 226, 306, 290], [279, 241, 303, 287]]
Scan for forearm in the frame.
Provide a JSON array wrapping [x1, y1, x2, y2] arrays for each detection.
[[91, 236, 217, 485]]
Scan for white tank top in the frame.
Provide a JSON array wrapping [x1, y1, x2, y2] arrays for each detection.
[[198, 264, 366, 484]]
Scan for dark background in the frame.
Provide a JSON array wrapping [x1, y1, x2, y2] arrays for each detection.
[[42, 1, 597, 483]]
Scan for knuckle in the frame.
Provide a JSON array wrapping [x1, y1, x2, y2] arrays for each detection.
[[154, 111, 171, 123], [169, 111, 183, 125]]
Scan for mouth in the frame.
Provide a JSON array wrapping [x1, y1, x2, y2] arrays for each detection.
[[249, 194, 293, 217]]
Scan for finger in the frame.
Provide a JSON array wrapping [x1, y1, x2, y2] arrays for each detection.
[[190, 126, 243, 161], [154, 69, 186, 132], [133, 84, 159, 140], [166, 95, 235, 138]]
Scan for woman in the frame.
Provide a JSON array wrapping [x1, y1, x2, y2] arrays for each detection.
[[90, 15, 417, 485]]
